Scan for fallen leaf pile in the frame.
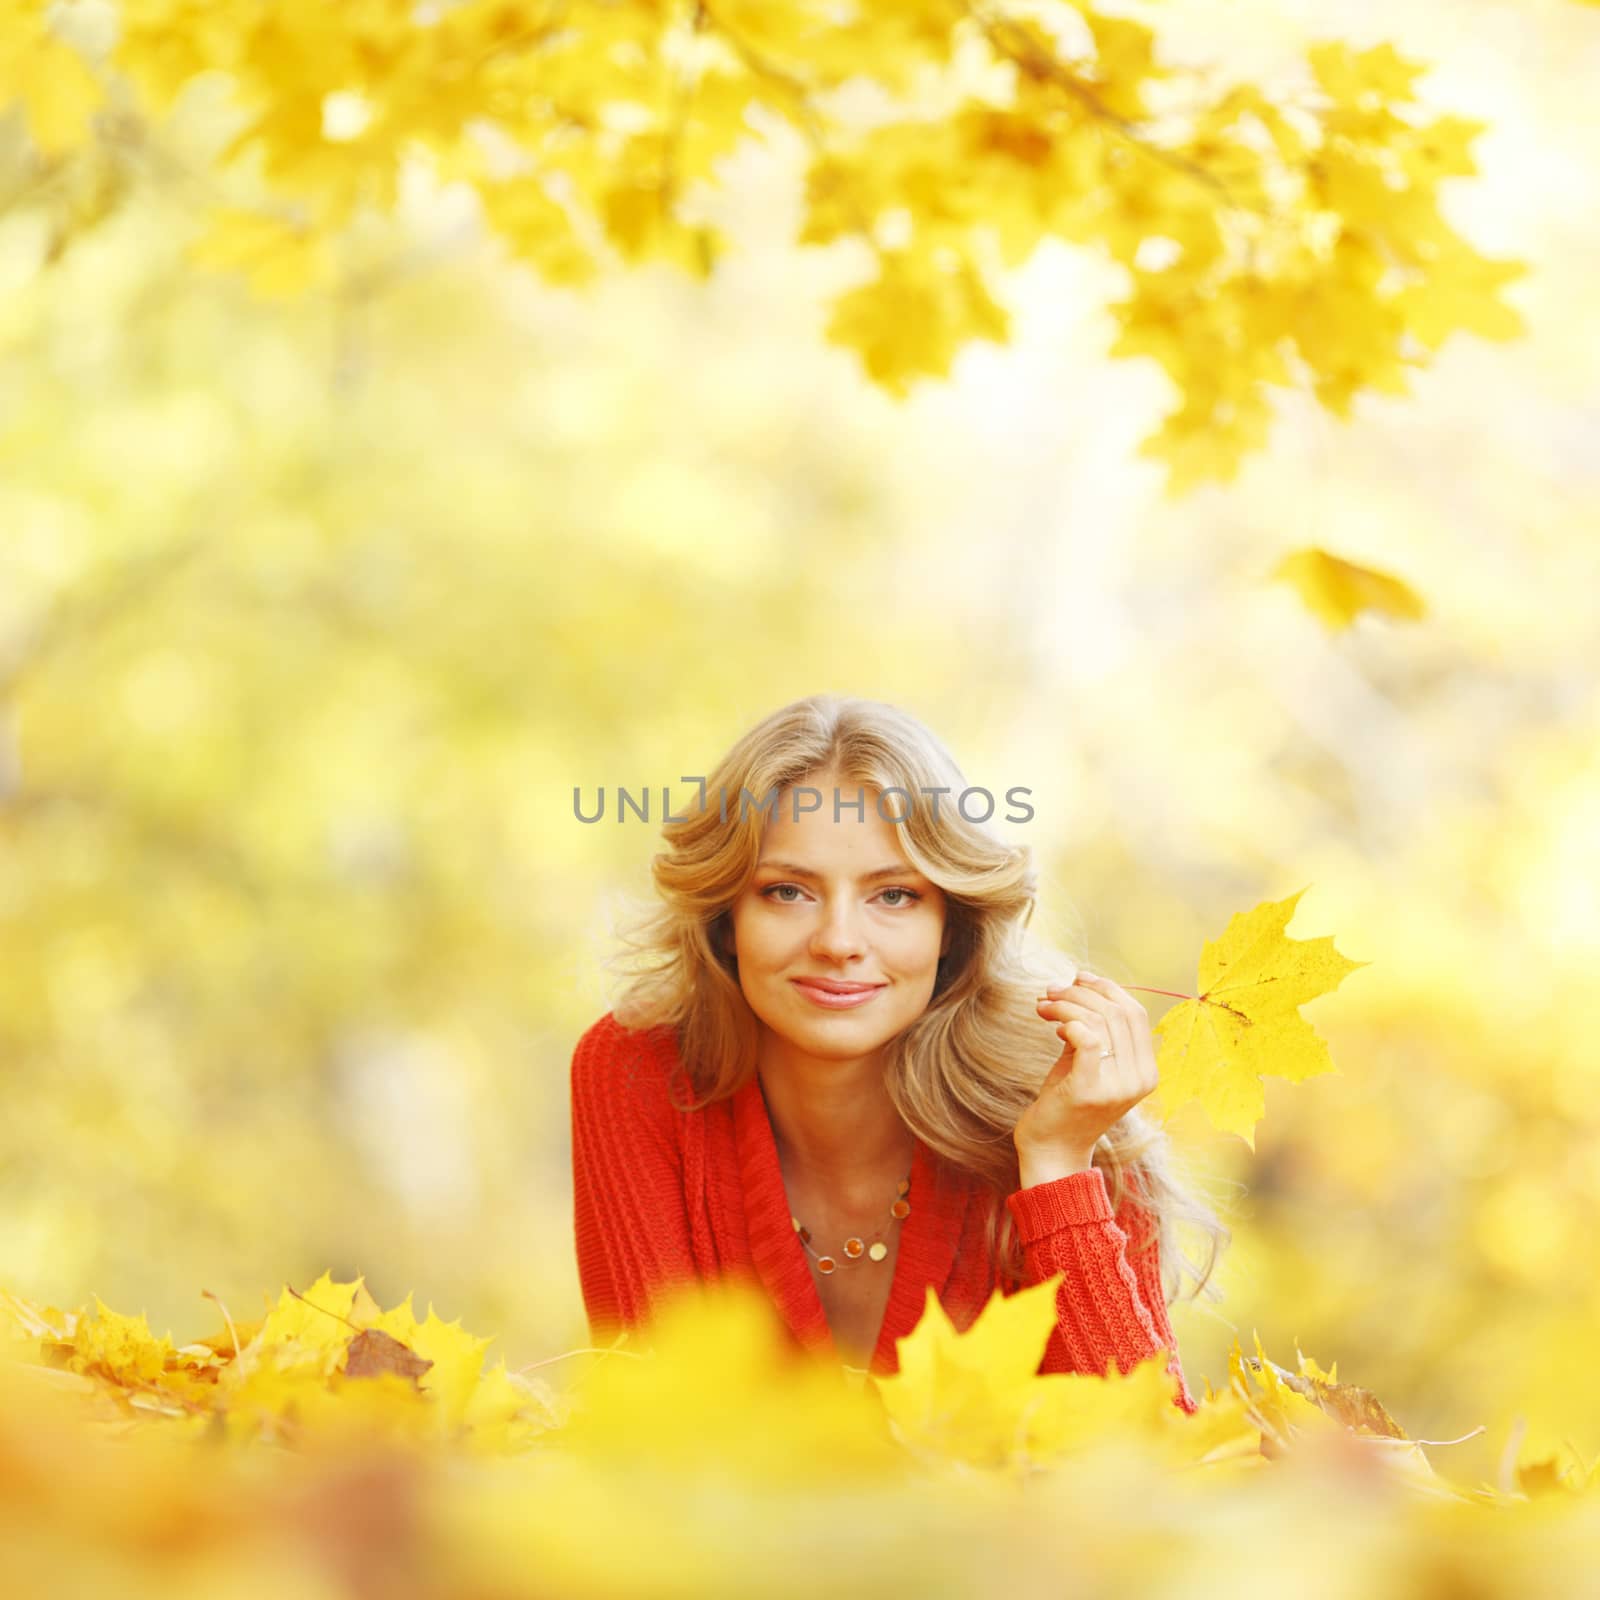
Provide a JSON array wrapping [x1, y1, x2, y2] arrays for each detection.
[[4, 1268, 1596, 1599]]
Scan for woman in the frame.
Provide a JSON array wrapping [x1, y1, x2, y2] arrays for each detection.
[[571, 694, 1229, 1409]]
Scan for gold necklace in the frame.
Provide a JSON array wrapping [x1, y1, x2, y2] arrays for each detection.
[[790, 1172, 912, 1274]]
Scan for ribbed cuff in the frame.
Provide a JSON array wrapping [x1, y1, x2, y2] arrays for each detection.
[[1005, 1165, 1114, 1244]]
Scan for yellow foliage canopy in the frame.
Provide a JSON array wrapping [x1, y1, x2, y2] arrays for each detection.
[[0, 1, 1529, 495]]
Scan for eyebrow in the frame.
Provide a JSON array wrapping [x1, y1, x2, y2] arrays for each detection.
[[755, 859, 926, 883]]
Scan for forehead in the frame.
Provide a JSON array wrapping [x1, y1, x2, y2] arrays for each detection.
[[757, 785, 920, 871]]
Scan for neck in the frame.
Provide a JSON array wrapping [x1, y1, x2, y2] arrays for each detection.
[[755, 1033, 916, 1204]]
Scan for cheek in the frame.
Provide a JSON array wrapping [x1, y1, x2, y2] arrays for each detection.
[[732, 907, 795, 962], [889, 911, 945, 962]]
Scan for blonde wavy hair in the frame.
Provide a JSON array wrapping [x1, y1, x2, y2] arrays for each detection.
[[606, 693, 1230, 1306]]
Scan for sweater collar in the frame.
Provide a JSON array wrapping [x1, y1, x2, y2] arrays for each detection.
[[731, 1066, 971, 1374]]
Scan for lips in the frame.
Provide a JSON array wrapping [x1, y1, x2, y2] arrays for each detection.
[[790, 977, 886, 1010]]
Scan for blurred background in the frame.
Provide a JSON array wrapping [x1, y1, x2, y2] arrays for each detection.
[[3, 0, 1598, 1495]]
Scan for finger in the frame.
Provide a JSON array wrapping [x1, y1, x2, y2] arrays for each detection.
[[1041, 975, 1107, 999], [1046, 1008, 1116, 1060], [1049, 990, 1131, 1068], [1036, 997, 1103, 1018], [1080, 978, 1159, 1089], [1068, 966, 1120, 992], [1070, 972, 1134, 1013], [1100, 998, 1137, 1074], [1037, 998, 1117, 1049], [1039, 987, 1119, 1028], [1056, 1017, 1110, 1060], [1065, 976, 1147, 1071]]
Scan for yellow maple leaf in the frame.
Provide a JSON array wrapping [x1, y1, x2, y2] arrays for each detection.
[[478, 177, 599, 288], [370, 1296, 496, 1432], [1148, 888, 1369, 1146], [1393, 238, 1529, 350], [871, 1277, 1062, 1469], [1137, 389, 1274, 499], [1280, 1344, 1409, 1439], [212, 1272, 392, 1437], [1271, 546, 1428, 631], [223, 1273, 527, 1444], [252, 1269, 364, 1360], [64, 1295, 177, 1389], [459, 1359, 568, 1453], [825, 248, 1009, 396], [561, 1277, 901, 1485], [1228, 1335, 1451, 1492], [12, 32, 103, 156], [1394, 114, 1487, 184], [0, 1287, 77, 1343], [1229, 1332, 1340, 1450], [184, 207, 335, 300], [1308, 40, 1430, 108], [873, 1279, 1212, 1474]]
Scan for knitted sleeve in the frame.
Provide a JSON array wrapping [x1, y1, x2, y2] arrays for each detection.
[[570, 1012, 701, 1343], [1004, 1165, 1198, 1415]]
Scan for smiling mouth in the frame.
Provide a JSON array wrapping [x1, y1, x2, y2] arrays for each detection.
[[790, 979, 887, 1007]]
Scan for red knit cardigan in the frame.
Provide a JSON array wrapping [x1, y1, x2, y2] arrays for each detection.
[[571, 1011, 1197, 1413]]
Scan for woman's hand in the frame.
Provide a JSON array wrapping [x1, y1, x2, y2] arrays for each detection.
[[1015, 972, 1160, 1174]]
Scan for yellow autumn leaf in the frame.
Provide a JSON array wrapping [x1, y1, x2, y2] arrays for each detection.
[[1392, 240, 1530, 349], [1229, 1331, 1342, 1448], [1271, 546, 1428, 631], [372, 1296, 496, 1431], [1308, 40, 1430, 108], [1137, 387, 1275, 499], [825, 249, 1010, 396], [598, 180, 726, 279], [871, 1276, 1064, 1469], [561, 1277, 903, 1484], [1394, 113, 1488, 184], [1515, 1446, 1600, 1497], [478, 178, 599, 288], [1021, 1351, 1217, 1467], [1148, 888, 1369, 1146], [250, 1268, 365, 1360], [1279, 1344, 1411, 1439], [0, 1287, 75, 1343], [63, 1295, 178, 1388], [459, 1358, 568, 1454], [184, 207, 335, 300], [226, 1273, 552, 1447], [873, 1278, 1222, 1475], [15, 32, 104, 155]]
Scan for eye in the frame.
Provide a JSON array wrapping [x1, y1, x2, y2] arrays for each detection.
[[878, 887, 922, 908], [758, 883, 923, 906]]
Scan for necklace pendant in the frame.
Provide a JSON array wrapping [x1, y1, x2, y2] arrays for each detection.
[[816, 1255, 837, 1274], [867, 1241, 888, 1262], [842, 1237, 864, 1258]]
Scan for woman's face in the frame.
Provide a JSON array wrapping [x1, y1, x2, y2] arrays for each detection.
[[727, 776, 948, 1059]]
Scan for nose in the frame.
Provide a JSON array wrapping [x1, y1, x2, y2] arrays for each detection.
[[808, 896, 868, 963]]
